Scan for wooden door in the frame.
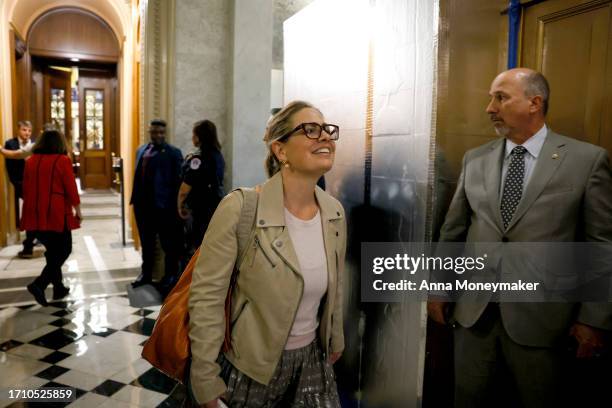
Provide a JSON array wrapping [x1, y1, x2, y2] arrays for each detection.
[[78, 73, 114, 189], [521, 0, 612, 156], [43, 67, 72, 142]]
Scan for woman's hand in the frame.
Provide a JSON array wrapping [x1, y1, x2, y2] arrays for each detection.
[[329, 352, 342, 364], [74, 205, 83, 223]]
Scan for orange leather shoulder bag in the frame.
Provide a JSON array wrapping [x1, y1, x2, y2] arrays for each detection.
[[141, 188, 258, 382]]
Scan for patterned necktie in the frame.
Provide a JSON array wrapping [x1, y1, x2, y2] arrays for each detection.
[[500, 146, 527, 229]]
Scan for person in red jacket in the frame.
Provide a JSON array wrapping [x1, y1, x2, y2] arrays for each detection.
[[21, 127, 82, 306]]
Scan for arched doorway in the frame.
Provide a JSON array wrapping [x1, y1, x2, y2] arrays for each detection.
[[24, 7, 120, 189], [0, 0, 138, 246]]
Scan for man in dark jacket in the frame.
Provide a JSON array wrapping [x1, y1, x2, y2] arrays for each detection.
[[130, 119, 184, 290], [3, 120, 36, 258]]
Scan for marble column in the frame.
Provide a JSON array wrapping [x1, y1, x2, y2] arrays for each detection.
[[172, 0, 232, 176], [230, 0, 274, 188]]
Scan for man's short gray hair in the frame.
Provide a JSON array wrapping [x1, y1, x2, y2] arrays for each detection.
[[523, 72, 550, 116], [17, 120, 32, 129]]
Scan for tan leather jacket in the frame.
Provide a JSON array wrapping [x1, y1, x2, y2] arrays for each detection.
[[188, 172, 347, 403]]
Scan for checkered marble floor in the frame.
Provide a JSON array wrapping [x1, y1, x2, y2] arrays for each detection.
[[0, 295, 187, 407]]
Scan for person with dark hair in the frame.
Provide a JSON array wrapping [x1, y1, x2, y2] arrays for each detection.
[[178, 119, 225, 258], [20, 128, 81, 306], [130, 119, 184, 292], [1, 120, 37, 258], [189, 101, 346, 407]]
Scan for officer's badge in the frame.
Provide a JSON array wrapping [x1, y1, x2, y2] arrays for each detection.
[[190, 158, 201, 170]]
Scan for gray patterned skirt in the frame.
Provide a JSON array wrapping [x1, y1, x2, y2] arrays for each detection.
[[217, 340, 340, 407]]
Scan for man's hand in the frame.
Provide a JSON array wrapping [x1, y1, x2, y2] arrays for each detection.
[[201, 395, 229, 408], [427, 301, 448, 325], [570, 323, 605, 358], [178, 207, 190, 220], [201, 400, 219, 408], [329, 352, 342, 364]]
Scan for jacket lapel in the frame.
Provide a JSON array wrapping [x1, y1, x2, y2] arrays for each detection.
[[484, 138, 505, 232], [506, 131, 567, 231], [315, 187, 343, 290], [255, 173, 302, 274], [255, 172, 343, 283], [269, 228, 303, 275]]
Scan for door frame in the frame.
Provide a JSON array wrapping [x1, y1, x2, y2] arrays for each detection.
[[78, 68, 117, 189], [42, 65, 72, 142], [31, 57, 119, 189]]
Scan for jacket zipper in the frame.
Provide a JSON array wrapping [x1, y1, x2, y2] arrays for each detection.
[[276, 277, 304, 365], [253, 235, 276, 267]]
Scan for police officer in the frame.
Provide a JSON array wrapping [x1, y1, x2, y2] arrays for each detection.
[[177, 120, 225, 258], [131, 119, 184, 290]]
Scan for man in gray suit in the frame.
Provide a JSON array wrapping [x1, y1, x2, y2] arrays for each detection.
[[429, 68, 612, 407]]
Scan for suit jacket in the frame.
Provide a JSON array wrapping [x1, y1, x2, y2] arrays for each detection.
[[130, 142, 183, 210], [4, 138, 25, 186], [439, 130, 612, 347]]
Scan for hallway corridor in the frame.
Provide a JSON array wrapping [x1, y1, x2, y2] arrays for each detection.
[[0, 190, 185, 407], [0, 190, 139, 307]]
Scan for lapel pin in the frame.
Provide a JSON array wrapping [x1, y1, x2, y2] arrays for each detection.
[[552, 153, 559, 159]]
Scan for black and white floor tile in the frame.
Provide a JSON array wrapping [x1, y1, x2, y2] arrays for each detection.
[[0, 295, 188, 408]]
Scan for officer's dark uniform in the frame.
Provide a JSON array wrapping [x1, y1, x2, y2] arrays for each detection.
[[181, 148, 225, 256], [130, 141, 184, 287]]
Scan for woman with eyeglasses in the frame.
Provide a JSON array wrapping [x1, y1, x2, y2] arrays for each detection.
[[188, 101, 346, 407]]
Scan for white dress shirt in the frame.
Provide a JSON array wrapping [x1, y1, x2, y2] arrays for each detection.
[[500, 124, 548, 195], [18, 139, 34, 158]]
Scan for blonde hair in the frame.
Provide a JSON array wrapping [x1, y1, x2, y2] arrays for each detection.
[[263, 100, 322, 177]]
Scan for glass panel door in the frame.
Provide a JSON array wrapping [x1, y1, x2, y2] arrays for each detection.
[[85, 89, 105, 150]]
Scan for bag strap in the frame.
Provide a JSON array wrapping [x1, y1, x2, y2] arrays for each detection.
[[235, 187, 259, 263], [222, 186, 259, 352]]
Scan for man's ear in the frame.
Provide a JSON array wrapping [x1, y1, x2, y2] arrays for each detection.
[[271, 140, 286, 163], [529, 95, 544, 114]]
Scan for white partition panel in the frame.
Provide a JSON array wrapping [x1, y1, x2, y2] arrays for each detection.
[[285, 1, 438, 406]]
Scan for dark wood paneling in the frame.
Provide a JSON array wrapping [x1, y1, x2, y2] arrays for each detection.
[[9, 30, 18, 131], [14, 25, 32, 125], [521, 0, 612, 158], [425, 2, 508, 407], [31, 67, 44, 136], [28, 8, 120, 62], [86, 156, 106, 174]]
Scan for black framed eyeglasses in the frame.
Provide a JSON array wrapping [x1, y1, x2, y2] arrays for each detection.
[[281, 122, 340, 141]]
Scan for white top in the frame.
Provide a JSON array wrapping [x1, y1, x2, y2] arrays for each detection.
[[17, 140, 34, 158], [284, 208, 328, 350], [500, 124, 547, 194]]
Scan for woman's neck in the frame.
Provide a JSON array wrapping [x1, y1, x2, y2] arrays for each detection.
[[281, 170, 319, 220]]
